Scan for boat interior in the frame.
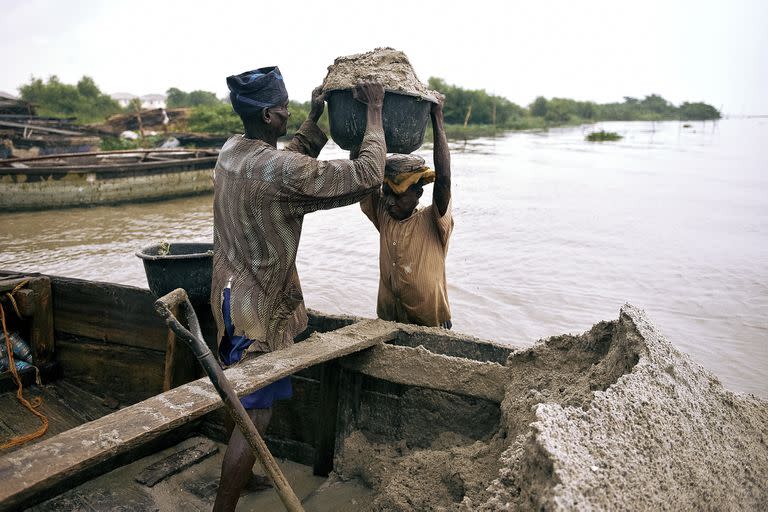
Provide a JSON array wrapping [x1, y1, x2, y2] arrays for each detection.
[[0, 271, 517, 511]]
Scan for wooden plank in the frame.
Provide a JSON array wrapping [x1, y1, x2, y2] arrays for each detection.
[[134, 439, 218, 487], [0, 382, 114, 455], [0, 148, 215, 165], [395, 324, 514, 364], [313, 361, 340, 476], [161, 303, 197, 391], [0, 272, 34, 282], [50, 276, 168, 351], [0, 277, 54, 365], [333, 367, 363, 464], [11, 289, 36, 317], [306, 309, 359, 333], [46, 381, 117, 423], [267, 373, 321, 447], [26, 278, 54, 366], [0, 277, 32, 292], [339, 343, 509, 403], [0, 319, 397, 511], [0, 120, 84, 136], [199, 373, 323, 451], [55, 339, 166, 405]]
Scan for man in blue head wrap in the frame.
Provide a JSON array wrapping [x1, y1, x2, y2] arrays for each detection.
[[227, 66, 289, 118], [210, 68, 386, 511]]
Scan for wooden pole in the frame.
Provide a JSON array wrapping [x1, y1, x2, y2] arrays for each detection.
[[154, 289, 305, 512], [463, 102, 473, 129]]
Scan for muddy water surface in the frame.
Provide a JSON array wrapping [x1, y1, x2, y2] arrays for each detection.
[[1, 118, 766, 397]]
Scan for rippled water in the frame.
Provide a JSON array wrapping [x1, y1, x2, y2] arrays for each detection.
[[1, 119, 766, 397]]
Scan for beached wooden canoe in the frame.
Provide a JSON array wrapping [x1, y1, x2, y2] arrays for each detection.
[[0, 149, 218, 211], [0, 271, 764, 511]]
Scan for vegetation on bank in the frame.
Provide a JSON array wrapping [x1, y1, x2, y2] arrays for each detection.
[[186, 101, 329, 136], [165, 88, 219, 108], [586, 130, 623, 142], [19, 76, 122, 123], [100, 135, 167, 150], [16, 76, 722, 143]]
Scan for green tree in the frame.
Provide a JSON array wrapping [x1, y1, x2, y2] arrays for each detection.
[[167, 87, 220, 108], [187, 99, 328, 136], [678, 102, 721, 120], [187, 90, 220, 107], [544, 98, 574, 123], [427, 77, 525, 126], [530, 96, 548, 117], [574, 101, 596, 119], [188, 103, 240, 134], [640, 94, 675, 115], [19, 75, 121, 123], [166, 87, 189, 108], [127, 98, 142, 112], [76, 76, 100, 98]]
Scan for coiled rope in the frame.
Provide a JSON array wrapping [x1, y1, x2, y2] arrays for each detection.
[[0, 280, 49, 451]]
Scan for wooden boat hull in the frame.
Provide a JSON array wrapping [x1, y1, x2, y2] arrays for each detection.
[[0, 150, 217, 211], [1, 271, 764, 511], [0, 271, 512, 510]]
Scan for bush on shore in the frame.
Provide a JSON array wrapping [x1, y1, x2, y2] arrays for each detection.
[[586, 130, 623, 142]]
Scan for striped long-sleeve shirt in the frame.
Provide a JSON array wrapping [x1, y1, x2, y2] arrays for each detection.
[[211, 119, 385, 354]]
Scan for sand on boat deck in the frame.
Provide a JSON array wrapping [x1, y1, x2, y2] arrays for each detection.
[[333, 304, 768, 511], [27, 436, 372, 512], [21, 304, 768, 511]]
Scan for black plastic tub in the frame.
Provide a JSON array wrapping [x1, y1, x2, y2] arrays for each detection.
[[326, 89, 434, 154], [136, 242, 213, 304]]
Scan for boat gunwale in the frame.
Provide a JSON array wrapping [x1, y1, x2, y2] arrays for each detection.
[[0, 148, 219, 164], [0, 156, 219, 175]]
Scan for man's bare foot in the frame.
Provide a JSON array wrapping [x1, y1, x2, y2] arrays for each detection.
[[241, 473, 273, 495]]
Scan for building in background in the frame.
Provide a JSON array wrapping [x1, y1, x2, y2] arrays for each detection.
[[111, 92, 137, 108], [140, 94, 166, 109], [110, 93, 167, 109]]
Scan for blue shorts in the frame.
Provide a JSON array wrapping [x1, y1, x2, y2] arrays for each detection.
[[219, 288, 292, 410]]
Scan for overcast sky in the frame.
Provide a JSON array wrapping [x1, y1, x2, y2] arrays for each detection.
[[2, 0, 766, 115]]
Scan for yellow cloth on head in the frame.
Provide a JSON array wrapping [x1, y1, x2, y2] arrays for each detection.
[[384, 168, 435, 194]]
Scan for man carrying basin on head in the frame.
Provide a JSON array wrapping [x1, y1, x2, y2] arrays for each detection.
[[210, 66, 386, 512], [360, 93, 453, 329]]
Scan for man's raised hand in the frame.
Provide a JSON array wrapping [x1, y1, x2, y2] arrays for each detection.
[[352, 82, 385, 108], [310, 86, 325, 122]]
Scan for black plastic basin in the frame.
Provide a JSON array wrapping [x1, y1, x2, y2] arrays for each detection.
[[136, 242, 213, 304], [327, 89, 434, 154]]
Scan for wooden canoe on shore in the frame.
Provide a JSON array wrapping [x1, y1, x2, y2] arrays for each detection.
[[0, 149, 218, 211]]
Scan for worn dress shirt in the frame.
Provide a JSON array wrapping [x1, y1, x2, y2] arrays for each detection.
[[211, 119, 385, 354], [361, 193, 453, 326]]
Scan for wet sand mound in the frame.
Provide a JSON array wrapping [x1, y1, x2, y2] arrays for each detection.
[[335, 304, 768, 510]]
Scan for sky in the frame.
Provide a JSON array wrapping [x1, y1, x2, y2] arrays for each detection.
[[1, 0, 767, 115]]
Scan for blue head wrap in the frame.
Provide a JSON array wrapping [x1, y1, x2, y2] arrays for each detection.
[[226, 66, 288, 117]]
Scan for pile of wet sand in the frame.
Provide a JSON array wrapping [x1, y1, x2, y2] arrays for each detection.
[[322, 47, 438, 102], [334, 304, 768, 510]]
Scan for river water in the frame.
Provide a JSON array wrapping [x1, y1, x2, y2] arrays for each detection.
[[1, 119, 766, 397]]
